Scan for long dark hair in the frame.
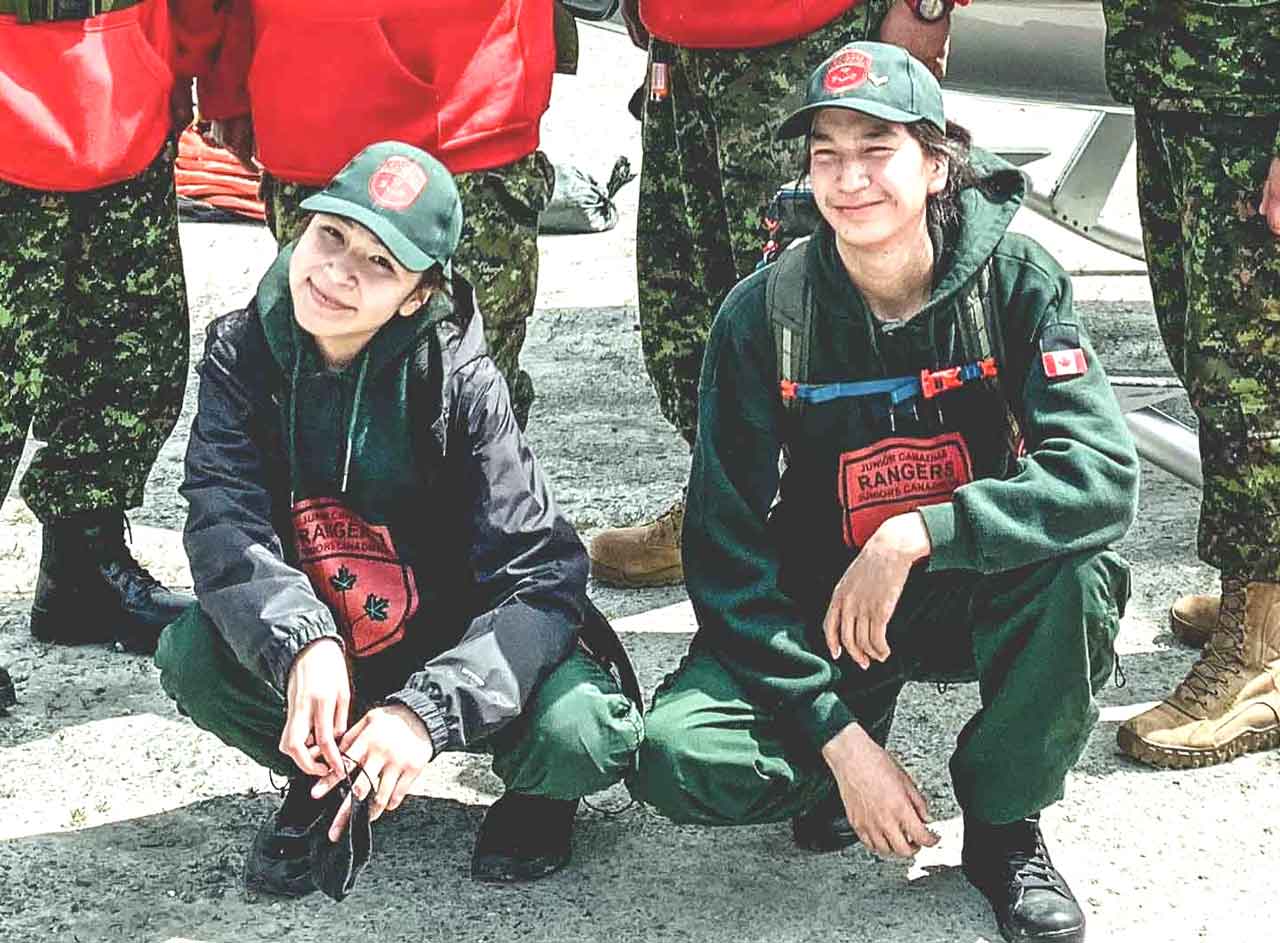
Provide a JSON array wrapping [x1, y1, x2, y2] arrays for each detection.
[[798, 117, 981, 232]]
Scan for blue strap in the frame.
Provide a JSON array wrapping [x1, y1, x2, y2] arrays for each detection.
[[788, 375, 922, 406]]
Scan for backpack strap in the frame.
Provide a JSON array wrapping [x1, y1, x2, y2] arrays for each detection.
[[767, 237, 815, 414], [955, 258, 1024, 459]]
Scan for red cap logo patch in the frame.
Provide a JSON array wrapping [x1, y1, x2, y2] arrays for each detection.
[[824, 49, 872, 93], [368, 156, 428, 211]]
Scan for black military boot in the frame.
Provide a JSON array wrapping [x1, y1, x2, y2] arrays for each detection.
[[470, 793, 578, 883], [792, 790, 859, 852], [244, 776, 325, 898], [962, 814, 1086, 943], [29, 510, 194, 653]]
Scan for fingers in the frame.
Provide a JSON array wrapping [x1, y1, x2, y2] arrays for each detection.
[[313, 704, 345, 779], [370, 765, 398, 822], [327, 793, 353, 843], [280, 704, 326, 776], [823, 600, 843, 660]]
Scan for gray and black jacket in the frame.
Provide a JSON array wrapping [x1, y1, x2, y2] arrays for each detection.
[[180, 249, 633, 755]]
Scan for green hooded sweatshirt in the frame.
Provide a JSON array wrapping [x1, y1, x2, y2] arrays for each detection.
[[683, 151, 1141, 751]]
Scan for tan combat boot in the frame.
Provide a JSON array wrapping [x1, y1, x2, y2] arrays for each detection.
[[1118, 576, 1280, 769], [588, 499, 684, 588], [1170, 593, 1218, 647]]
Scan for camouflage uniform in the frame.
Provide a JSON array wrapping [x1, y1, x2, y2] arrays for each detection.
[[0, 140, 190, 523], [1104, 0, 1280, 580], [1107, 1, 1280, 770], [261, 151, 553, 430], [637, 0, 891, 445]]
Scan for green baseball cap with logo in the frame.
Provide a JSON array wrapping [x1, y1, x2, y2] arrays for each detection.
[[300, 141, 462, 274], [776, 41, 946, 141]]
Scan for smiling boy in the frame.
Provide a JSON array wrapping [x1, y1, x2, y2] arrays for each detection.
[[629, 43, 1138, 943], [156, 142, 642, 897]]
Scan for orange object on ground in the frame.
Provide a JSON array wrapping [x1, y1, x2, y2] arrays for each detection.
[[175, 127, 265, 222]]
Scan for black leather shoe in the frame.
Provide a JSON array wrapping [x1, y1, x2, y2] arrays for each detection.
[[471, 793, 578, 883], [244, 777, 323, 898], [30, 510, 195, 654], [962, 814, 1086, 943], [792, 790, 858, 852]]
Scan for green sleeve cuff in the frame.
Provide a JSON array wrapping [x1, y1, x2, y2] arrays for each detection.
[[796, 689, 857, 751], [918, 501, 977, 572]]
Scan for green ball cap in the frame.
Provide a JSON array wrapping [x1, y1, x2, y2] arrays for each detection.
[[299, 141, 463, 274], [775, 41, 946, 141]]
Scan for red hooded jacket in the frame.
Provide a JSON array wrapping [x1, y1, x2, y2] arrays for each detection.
[[639, 0, 861, 49], [177, 0, 555, 184], [0, 0, 175, 191]]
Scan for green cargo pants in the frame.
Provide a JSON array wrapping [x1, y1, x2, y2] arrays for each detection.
[[155, 605, 643, 800], [1135, 109, 1280, 581], [261, 151, 552, 431], [630, 550, 1129, 827], [0, 141, 189, 521]]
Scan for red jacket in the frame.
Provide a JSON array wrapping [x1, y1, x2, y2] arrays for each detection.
[[639, 0, 860, 49], [0, 0, 174, 191], [178, 0, 555, 184]]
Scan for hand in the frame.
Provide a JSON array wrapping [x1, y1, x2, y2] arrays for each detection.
[[621, 0, 649, 50], [206, 114, 257, 171], [823, 511, 931, 670], [170, 80, 195, 134], [822, 722, 939, 857], [878, 0, 953, 80], [280, 638, 351, 778], [1260, 157, 1280, 237], [314, 704, 435, 841]]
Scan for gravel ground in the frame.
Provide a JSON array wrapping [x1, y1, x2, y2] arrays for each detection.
[[2, 23, 1276, 943]]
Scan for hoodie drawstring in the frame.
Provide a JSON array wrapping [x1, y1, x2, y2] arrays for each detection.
[[286, 332, 369, 501]]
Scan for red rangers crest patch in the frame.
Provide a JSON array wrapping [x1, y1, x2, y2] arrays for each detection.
[[838, 432, 973, 549], [292, 497, 419, 658], [824, 49, 872, 93], [368, 156, 428, 211]]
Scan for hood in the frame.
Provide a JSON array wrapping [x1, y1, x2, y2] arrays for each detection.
[[809, 146, 1025, 361], [252, 244, 484, 491], [927, 147, 1025, 307]]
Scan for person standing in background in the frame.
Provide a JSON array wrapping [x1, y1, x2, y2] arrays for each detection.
[[590, 0, 958, 588], [0, 0, 196, 660]]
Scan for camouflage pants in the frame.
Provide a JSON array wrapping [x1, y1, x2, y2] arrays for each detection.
[[0, 142, 189, 523], [262, 151, 552, 430], [637, 2, 890, 446], [1135, 109, 1280, 580]]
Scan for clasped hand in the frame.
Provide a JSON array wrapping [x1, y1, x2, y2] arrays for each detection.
[[281, 639, 434, 842]]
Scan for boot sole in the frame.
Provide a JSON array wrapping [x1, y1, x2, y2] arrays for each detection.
[[589, 561, 684, 589], [1117, 723, 1280, 770], [29, 603, 119, 645]]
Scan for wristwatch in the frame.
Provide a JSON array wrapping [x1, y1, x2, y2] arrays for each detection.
[[906, 0, 954, 23]]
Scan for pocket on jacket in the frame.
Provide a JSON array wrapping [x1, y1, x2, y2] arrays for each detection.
[[248, 20, 441, 183], [0, 11, 172, 190]]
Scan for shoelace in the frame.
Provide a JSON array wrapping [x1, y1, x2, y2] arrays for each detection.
[[1177, 575, 1248, 709], [1006, 835, 1070, 897]]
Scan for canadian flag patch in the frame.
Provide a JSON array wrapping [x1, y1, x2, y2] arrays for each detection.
[[1041, 348, 1087, 378]]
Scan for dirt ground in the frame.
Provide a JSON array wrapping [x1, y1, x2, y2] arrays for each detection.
[[2, 22, 1276, 943]]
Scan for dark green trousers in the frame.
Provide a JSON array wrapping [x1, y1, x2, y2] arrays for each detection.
[[155, 605, 643, 800], [630, 550, 1129, 826]]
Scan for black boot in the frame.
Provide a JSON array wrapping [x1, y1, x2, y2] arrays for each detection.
[[470, 793, 578, 883], [962, 814, 1086, 943], [792, 789, 859, 852], [30, 510, 195, 654], [244, 776, 324, 898]]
